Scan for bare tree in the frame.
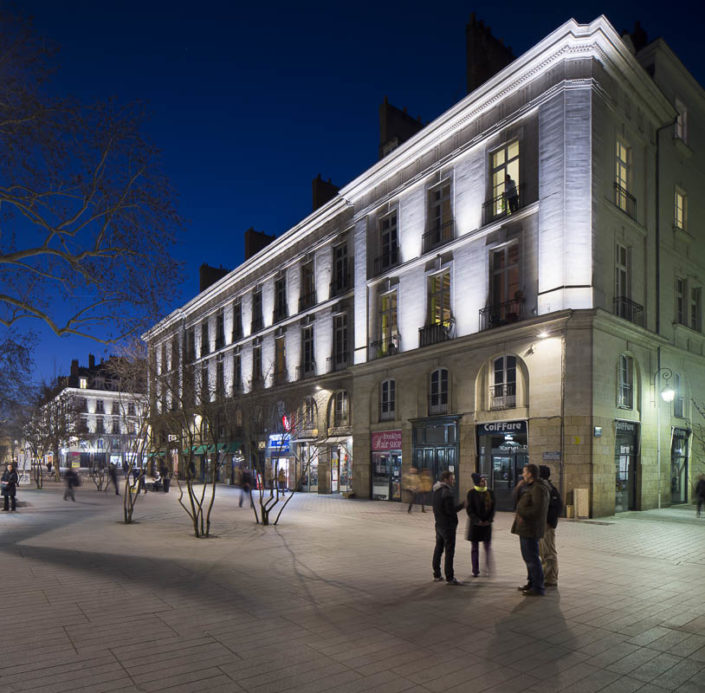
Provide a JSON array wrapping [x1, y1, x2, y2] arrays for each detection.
[[0, 12, 181, 343]]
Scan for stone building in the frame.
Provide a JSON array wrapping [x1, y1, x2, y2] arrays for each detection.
[[143, 16, 705, 517]]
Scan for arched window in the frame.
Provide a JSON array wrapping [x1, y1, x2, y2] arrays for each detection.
[[329, 390, 350, 428], [429, 368, 448, 415], [380, 379, 396, 421], [491, 356, 516, 410], [300, 396, 317, 430]]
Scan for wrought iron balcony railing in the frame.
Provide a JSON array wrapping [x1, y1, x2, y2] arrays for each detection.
[[369, 334, 400, 360], [482, 183, 525, 225], [614, 296, 644, 327], [422, 220, 454, 253], [298, 291, 317, 312], [418, 321, 454, 348], [614, 183, 637, 220], [479, 299, 525, 331], [490, 384, 517, 410], [296, 362, 317, 379], [372, 247, 400, 276]]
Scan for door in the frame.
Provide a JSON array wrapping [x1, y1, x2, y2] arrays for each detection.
[[491, 451, 527, 511], [615, 443, 635, 512]]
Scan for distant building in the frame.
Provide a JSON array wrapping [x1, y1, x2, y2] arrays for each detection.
[[143, 16, 704, 517]]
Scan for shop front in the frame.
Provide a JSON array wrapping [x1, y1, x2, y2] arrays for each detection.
[[294, 441, 319, 493], [268, 433, 292, 490], [411, 417, 460, 504], [476, 420, 528, 512], [370, 430, 402, 501], [615, 420, 639, 513], [670, 427, 690, 505], [329, 440, 352, 494]]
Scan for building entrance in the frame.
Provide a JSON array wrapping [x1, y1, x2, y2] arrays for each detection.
[[670, 428, 690, 505], [477, 421, 528, 511], [411, 417, 459, 504], [370, 430, 402, 501], [615, 420, 639, 513]]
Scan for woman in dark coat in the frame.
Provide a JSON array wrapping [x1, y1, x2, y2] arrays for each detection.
[[2, 463, 19, 512], [466, 472, 495, 577]]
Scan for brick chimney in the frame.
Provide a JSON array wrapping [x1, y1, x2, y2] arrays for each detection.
[[466, 13, 515, 94]]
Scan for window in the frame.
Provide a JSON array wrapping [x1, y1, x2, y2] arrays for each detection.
[[216, 354, 225, 398], [618, 354, 633, 409], [429, 368, 448, 415], [491, 356, 517, 409], [274, 335, 287, 383], [200, 362, 210, 404], [489, 140, 520, 219], [95, 417, 104, 434], [376, 212, 399, 272], [251, 288, 263, 332], [674, 189, 687, 231], [690, 287, 702, 332], [128, 402, 136, 416], [492, 244, 520, 309], [675, 99, 688, 142], [79, 377, 87, 389], [301, 324, 315, 376], [232, 349, 242, 394], [274, 276, 287, 322], [215, 311, 225, 350], [615, 139, 635, 217], [185, 328, 196, 362], [615, 244, 631, 302], [332, 312, 349, 369], [301, 397, 316, 429], [673, 373, 684, 418], [378, 289, 399, 356], [201, 322, 209, 357], [232, 301, 243, 341], [112, 417, 120, 434], [380, 379, 396, 421], [676, 278, 687, 326], [428, 271, 451, 327], [95, 400, 104, 414], [299, 261, 316, 310], [252, 341, 262, 386], [424, 181, 453, 250], [331, 391, 350, 427], [111, 401, 119, 415], [331, 243, 350, 296]]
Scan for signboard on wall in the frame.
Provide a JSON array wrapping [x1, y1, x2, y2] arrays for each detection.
[[477, 421, 527, 435], [371, 430, 402, 451]]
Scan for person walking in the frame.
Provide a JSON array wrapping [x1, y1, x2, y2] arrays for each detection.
[[239, 468, 253, 508], [2, 463, 19, 512], [696, 474, 705, 518], [511, 463, 549, 596], [466, 473, 495, 577], [64, 468, 80, 502], [538, 465, 562, 586], [404, 466, 420, 513], [419, 468, 432, 512], [432, 470, 465, 585], [107, 463, 120, 495]]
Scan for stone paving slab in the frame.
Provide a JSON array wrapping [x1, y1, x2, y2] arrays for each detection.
[[1, 485, 705, 692]]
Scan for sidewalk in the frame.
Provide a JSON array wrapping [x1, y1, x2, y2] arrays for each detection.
[[1, 485, 704, 692]]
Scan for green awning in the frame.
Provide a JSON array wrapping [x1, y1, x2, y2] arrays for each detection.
[[193, 445, 208, 455]]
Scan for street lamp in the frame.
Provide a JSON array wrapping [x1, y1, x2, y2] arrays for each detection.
[[654, 366, 673, 510]]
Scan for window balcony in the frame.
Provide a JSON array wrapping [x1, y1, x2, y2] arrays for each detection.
[[298, 291, 317, 312], [372, 247, 400, 276], [297, 362, 317, 379], [329, 268, 352, 298], [418, 322, 454, 348], [479, 299, 525, 331], [614, 183, 637, 220], [251, 315, 264, 333], [483, 184, 525, 225], [273, 306, 288, 324], [490, 384, 516, 410], [327, 354, 351, 372], [614, 296, 644, 327], [368, 334, 400, 360], [422, 220, 454, 253]]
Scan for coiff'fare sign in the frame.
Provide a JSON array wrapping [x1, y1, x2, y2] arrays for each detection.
[[371, 430, 402, 450]]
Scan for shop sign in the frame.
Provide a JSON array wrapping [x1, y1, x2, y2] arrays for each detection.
[[615, 420, 638, 433], [477, 421, 527, 435], [371, 430, 402, 451], [269, 433, 290, 453]]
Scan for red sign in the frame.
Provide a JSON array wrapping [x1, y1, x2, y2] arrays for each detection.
[[371, 430, 402, 451]]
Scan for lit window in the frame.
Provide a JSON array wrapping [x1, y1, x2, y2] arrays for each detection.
[[674, 189, 687, 231], [618, 354, 633, 409], [378, 289, 399, 356], [490, 140, 520, 218], [428, 271, 451, 327], [615, 139, 634, 216], [79, 377, 87, 389]]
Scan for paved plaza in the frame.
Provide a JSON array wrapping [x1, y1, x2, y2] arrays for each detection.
[[1, 483, 705, 693]]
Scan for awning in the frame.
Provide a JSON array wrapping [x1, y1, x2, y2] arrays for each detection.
[[207, 442, 242, 454], [193, 444, 208, 455]]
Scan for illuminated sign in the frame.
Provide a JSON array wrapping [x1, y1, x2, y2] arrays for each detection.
[[371, 430, 402, 450]]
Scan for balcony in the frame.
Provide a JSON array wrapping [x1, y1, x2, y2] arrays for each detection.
[[422, 220, 454, 253], [419, 321, 454, 348], [372, 247, 400, 276], [368, 334, 400, 360], [490, 384, 516, 410], [614, 183, 636, 220], [483, 184, 525, 225], [327, 354, 351, 372], [479, 299, 525, 331], [296, 362, 317, 379], [272, 306, 288, 324], [614, 296, 644, 327], [298, 291, 317, 312], [251, 315, 264, 333]]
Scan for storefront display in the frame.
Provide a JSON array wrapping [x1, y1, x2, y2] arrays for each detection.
[[371, 430, 402, 501], [615, 420, 639, 512]]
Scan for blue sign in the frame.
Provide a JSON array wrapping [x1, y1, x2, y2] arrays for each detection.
[[269, 434, 290, 453]]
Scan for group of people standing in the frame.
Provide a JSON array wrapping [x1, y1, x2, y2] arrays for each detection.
[[430, 463, 562, 596]]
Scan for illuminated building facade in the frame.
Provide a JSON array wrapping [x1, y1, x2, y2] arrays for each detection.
[[144, 17, 704, 516]]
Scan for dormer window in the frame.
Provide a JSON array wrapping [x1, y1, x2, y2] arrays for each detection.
[[79, 377, 88, 389]]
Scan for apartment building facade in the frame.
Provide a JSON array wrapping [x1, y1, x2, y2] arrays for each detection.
[[144, 16, 705, 517]]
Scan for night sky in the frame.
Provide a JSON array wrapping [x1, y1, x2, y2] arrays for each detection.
[[14, 0, 705, 382]]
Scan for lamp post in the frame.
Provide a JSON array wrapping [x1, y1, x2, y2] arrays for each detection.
[[654, 366, 674, 510]]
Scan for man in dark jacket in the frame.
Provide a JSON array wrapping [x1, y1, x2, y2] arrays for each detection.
[[511, 464, 549, 596], [1, 463, 19, 511], [432, 470, 465, 585], [539, 465, 562, 587]]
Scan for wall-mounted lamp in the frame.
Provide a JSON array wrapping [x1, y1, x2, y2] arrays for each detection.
[[537, 330, 550, 339]]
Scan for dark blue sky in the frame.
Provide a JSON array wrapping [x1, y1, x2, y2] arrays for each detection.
[[16, 0, 705, 381]]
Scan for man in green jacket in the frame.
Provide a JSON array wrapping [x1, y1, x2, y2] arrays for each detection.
[[511, 463, 549, 596]]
